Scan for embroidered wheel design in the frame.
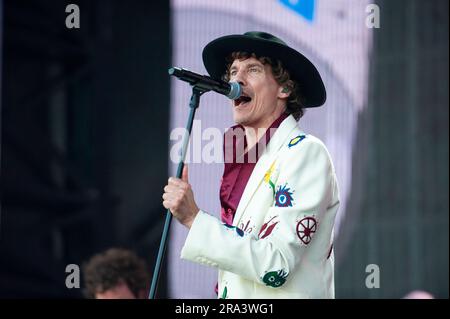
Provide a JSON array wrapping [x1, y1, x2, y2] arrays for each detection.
[[296, 217, 317, 244]]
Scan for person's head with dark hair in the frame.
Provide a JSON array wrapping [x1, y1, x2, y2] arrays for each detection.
[[223, 51, 306, 121], [83, 248, 149, 299], [202, 31, 326, 129]]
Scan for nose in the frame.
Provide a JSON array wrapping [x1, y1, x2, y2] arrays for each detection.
[[231, 70, 247, 87]]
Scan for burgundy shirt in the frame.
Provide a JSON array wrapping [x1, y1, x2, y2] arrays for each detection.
[[220, 113, 288, 225]]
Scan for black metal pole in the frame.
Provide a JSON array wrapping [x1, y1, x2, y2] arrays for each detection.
[[149, 86, 206, 299]]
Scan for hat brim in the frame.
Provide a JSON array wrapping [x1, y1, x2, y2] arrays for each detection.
[[202, 34, 326, 108]]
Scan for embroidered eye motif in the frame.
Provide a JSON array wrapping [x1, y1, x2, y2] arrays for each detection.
[[262, 270, 288, 288], [275, 184, 294, 207]]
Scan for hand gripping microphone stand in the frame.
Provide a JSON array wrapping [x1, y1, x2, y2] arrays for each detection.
[[148, 72, 209, 299]]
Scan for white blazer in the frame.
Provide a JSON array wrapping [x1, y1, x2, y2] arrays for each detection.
[[181, 115, 340, 299]]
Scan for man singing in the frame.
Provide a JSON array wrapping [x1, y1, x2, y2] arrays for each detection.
[[163, 31, 340, 298]]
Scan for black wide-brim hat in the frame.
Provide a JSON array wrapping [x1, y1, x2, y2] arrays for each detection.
[[202, 31, 326, 108]]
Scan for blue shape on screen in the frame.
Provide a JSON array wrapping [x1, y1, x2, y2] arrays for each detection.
[[279, 0, 315, 22]]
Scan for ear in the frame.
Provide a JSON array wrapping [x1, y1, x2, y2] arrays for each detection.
[[278, 86, 291, 99]]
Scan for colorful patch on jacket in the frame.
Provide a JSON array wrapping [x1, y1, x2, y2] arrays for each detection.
[[239, 219, 253, 234], [220, 286, 228, 299], [262, 269, 288, 288], [263, 161, 277, 194], [296, 216, 317, 245], [258, 216, 279, 239], [223, 223, 244, 237], [288, 135, 306, 148], [275, 184, 294, 207]]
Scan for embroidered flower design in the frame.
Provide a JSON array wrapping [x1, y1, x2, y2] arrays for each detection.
[[264, 161, 276, 193], [275, 184, 294, 207]]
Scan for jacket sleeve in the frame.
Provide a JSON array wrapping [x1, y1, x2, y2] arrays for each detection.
[[180, 137, 338, 288]]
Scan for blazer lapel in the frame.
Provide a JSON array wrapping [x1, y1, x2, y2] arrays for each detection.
[[233, 115, 299, 225]]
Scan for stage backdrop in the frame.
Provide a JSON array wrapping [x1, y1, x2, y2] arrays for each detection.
[[168, 0, 373, 298]]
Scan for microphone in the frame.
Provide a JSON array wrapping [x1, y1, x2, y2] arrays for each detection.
[[168, 67, 241, 100]]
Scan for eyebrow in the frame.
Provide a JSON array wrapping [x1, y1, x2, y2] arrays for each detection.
[[230, 63, 264, 71]]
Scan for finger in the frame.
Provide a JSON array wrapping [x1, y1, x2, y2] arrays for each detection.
[[162, 200, 171, 209], [164, 185, 179, 193], [168, 180, 189, 193], [168, 177, 185, 188], [182, 165, 189, 183], [163, 192, 180, 203]]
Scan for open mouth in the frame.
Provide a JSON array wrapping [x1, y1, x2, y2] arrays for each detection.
[[234, 94, 252, 107]]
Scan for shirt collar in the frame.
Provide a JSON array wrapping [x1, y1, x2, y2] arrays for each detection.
[[224, 112, 289, 164]]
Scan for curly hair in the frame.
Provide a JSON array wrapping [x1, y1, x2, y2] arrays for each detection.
[[82, 248, 149, 298], [223, 52, 306, 121]]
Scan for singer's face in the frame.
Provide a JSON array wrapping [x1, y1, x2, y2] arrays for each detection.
[[228, 57, 286, 130]]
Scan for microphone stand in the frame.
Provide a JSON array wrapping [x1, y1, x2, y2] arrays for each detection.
[[149, 85, 207, 299]]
